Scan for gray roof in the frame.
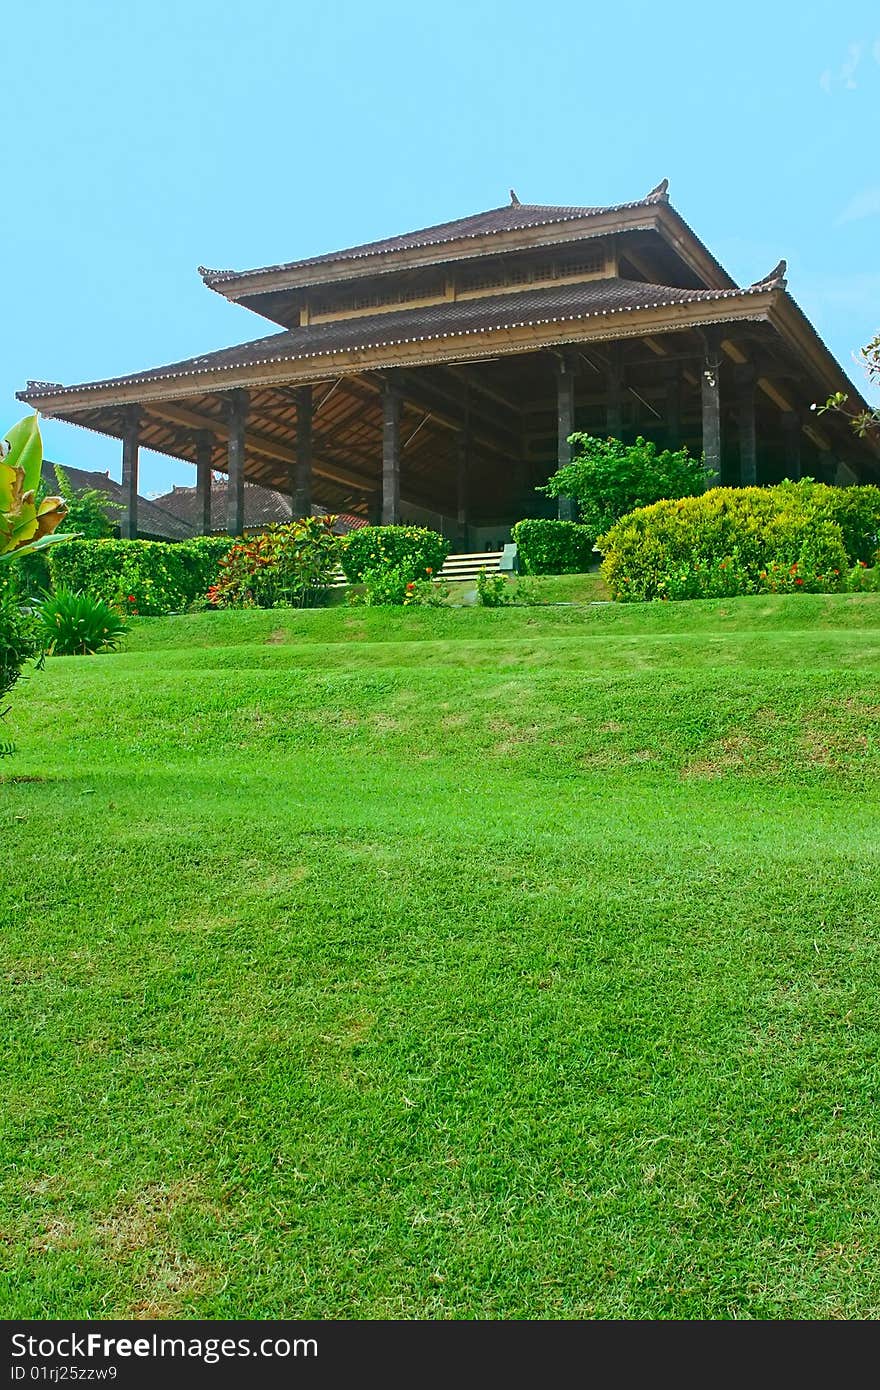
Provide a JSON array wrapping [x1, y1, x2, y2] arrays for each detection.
[[20, 276, 772, 401], [198, 190, 671, 285], [42, 461, 196, 541]]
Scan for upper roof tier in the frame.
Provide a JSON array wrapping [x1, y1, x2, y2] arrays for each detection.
[[198, 182, 738, 312]]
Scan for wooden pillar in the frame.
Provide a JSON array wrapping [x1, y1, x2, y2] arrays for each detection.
[[782, 411, 802, 480], [736, 368, 757, 487], [293, 385, 313, 517], [120, 407, 141, 540], [606, 349, 623, 440], [226, 390, 248, 537], [195, 431, 213, 535], [701, 339, 722, 486], [456, 429, 469, 548], [381, 379, 401, 525], [556, 357, 576, 522], [662, 365, 681, 450]]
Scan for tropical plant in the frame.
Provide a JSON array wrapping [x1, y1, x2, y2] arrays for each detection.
[[539, 434, 708, 536], [36, 590, 127, 656], [0, 416, 74, 561], [207, 517, 341, 609]]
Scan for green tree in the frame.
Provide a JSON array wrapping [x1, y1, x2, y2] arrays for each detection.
[[817, 333, 880, 439], [539, 434, 708, 535], [52, 464, 119, 538]]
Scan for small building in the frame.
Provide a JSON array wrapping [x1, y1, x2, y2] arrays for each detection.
[[40, 461, 196, 542], [20, 183, 879, 545]]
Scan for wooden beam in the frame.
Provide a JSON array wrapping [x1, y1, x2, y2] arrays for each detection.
[[721, 338, 749, 365], [757, 376, 794, 413], [145, 401, 375, 495], [641, 336, 668, 357]]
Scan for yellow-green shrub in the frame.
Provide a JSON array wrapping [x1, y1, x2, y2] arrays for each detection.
[[599, 485, 859, 602]]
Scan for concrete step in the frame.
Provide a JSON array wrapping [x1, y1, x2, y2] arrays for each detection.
[[438, 551, 503, 583]]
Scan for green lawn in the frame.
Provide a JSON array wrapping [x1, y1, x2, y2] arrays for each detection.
[[3, 592, 880, 1319]]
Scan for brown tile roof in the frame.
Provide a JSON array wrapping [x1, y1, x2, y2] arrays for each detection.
[[20, 276, 773, 401], [42, 460, 196, 541], [198, 193, 670, 285], [153, 480, 365, 534]]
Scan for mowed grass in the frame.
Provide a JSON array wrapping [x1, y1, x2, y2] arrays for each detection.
[[2, 591, 880, 1319]]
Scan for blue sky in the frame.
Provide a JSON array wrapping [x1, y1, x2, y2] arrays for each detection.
[[3, 0, 878, 494]]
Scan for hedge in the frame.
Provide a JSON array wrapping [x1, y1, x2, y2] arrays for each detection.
[[511, 519, 597, 574], [340, 525, 449, 584], [47, 536, 233, 616], [598, 482, 880, 602]]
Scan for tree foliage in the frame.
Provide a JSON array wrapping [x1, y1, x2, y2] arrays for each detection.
[[817, 333, 880, 438], [539, 434, 708, 535]]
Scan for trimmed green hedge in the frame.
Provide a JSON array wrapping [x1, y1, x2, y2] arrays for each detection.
[[340, 525, 449, 583], [598, 482, 880, 602], [511, 519, 597, 575], [47, 537, 233, 616]]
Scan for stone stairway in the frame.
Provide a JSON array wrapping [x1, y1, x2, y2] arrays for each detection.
[[438, 551, 503, 585]]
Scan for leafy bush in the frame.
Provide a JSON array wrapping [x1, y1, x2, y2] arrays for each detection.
[[47, 536, 234, 615], [37, 590, 127, 655], [846, 562, 880, 592], [539, 434, 708, 534], [340, 525, 449, 584], [0, 572, 38, 710], [208, 518, 340, 609], [475, 570, 512, 606], [347, 565, 412, 607], [599, 485, 858, 602], [511, 519, 596, 574]]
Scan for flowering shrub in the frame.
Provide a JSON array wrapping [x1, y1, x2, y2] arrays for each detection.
[[47, 536, 234, 615], [511, 519, 597, 574], [347, 565, 412, 606], [207, 518, 341, 608], [475, 570, 512, 606], [599, 484, 862, 602], [340, 525, 449, 584], [403, 577, 449, 607], [846, 561, 880, 592]]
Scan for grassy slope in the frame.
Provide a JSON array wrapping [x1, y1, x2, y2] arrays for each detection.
[[2, 593, 880, 1319]]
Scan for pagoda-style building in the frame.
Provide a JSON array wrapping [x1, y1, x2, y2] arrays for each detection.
[[19, 181, 879, 546]]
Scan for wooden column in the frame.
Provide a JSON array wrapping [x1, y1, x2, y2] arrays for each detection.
[[736, 368, 757, 486], [556, 357, 576, 522], [701, 339, 722, 486], [662, 365, 681, 450], [381, 379, 401, 525], [606, 349, 623, 440], [782, 412, 802, 480], [293, 385, 313, 517], [195, 431, 213, 535], [456, 429, 469, 548], [120, 407, 141, 540], [226, 390, 248, 537]]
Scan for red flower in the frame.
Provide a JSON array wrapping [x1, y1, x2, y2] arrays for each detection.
[[127, 594, 136, 602], [406, 582, 415, 591], [425, 566, 433, 574], [795, 578, 804, 585]]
